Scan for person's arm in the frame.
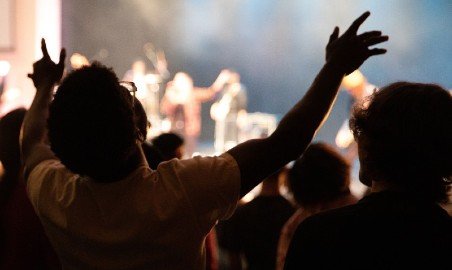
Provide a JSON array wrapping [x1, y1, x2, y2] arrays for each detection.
[[228, 12, 388, 197], [193, 69, 231, 102], [21, 39, 66, 180]]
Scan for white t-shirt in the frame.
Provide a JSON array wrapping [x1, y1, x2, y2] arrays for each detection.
[[27, 153, 240, 270]]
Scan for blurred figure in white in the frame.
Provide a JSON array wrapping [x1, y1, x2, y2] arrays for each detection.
[[161, 70, 231, 156], [211, 71, 247, 153], [123, 53, 168, 138]]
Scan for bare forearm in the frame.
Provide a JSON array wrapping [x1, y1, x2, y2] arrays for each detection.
[[229, 11, 387, 197], [229, 62, 344, 196], [21, 85, 53, 158], [270, 62, 344, 158], [21, 39, 65, 178]]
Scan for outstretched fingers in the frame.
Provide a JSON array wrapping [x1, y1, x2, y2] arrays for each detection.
[[359, 31, 382, 40], [364, 35, 389, 47], [329, 27, 340, 44], [367, 48, 387, 57], [41, 38, 51, 60], [346, 11, 370, 35]]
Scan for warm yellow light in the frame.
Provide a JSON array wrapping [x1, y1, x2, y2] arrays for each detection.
[[342, 70, 365, 89]]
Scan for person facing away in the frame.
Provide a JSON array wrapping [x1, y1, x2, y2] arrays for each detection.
[[218, 168, 295, 270], [276, 142, 358, 270], [0, 108, 61, 270], [284, 82, 452, 269], [21, 11, 387, 270], [151, 132, 185, 160]]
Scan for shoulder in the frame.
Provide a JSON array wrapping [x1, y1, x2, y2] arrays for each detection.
[[26, 159, 78, 210], [293, 203, 363, 240], [27, 159, 75, 188], [156, 153, 239, 178]]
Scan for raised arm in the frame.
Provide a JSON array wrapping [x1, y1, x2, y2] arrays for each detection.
[[193, 69, 231, 102], [21, 39, 66, 180], [228, 12, 388, 197]]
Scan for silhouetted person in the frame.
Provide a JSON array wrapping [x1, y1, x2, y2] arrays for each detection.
[[284, 82, 452, 269], [0, 108, 61, 269], [151, 132, 185, 160], [21, 12, 386, 269], [276, 142, 358, 270], [219, 169, 295, 270]]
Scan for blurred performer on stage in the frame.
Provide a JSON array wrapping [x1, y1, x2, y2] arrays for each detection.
[[210, 71, 247, 153], [123, 51, 169, 137], [160, 70, 231, 156], [335, 70, 377, 161], [335, 70, 377, 197]]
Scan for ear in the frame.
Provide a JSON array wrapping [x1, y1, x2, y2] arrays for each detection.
[[135, 127, 145, 143]]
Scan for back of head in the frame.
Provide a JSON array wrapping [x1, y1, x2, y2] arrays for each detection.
[[289, 142, 351, 207], [0, 108, 26, 173], [350, 82, 452, 202], [151, 132, 184, 160], [48, 63, 138, 182]]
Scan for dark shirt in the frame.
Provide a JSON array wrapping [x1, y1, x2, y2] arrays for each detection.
[[284, 191, 452, 270], [0, 180, 61, 270], [141, 142, 163, 170], [219, 195, 295, 270]]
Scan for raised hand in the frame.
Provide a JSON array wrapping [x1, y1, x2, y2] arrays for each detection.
[[28, 38, 66, 89], [326, 11, 388, 75]]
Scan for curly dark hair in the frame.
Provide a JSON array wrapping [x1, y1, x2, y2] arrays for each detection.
[[289, 142, 351, 206], [48, 63, 139, 182], [350, 82, 452, 202]]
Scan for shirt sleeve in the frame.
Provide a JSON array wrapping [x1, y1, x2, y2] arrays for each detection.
[[26, 159, 76, 215], [166, 153, 241, 233]]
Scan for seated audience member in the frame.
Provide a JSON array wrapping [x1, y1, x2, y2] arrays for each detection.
[[218, 169, 295, 270], [151, 132, 185, 160], [21, 11, 386, 269], [284, 83, 452, 269], [276, 142, 358, 270], [0, 108, 61, 269]]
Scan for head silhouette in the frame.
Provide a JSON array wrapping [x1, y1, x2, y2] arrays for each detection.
[[48, 63, 141, 182], [350, 82, 452, 202], [289, 142, 351, 207], [0, 108, 26, 174], [151, 132, 185, 160]]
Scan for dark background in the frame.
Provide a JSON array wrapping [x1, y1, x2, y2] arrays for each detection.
[[62, 0, 452, 143]]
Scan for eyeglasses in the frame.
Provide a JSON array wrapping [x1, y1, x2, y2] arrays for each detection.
[[119, 81, 148, 142], [119, 81, 137, 108]]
